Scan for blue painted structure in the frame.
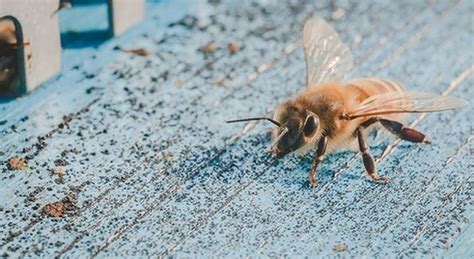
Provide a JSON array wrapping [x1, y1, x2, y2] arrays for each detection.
[[0, 0, 472, 257]]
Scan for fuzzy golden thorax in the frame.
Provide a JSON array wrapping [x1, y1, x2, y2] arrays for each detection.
[[271, 83, 360, 158]]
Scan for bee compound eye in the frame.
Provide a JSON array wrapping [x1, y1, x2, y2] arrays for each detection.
[[303, 114, 319, 137]]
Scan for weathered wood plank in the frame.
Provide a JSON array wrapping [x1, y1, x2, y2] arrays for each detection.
[[0, 0, 472, 257], [443, 210, 474, 258]]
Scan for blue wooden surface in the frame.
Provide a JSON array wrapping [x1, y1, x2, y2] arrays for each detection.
[[0, 0, 473, 257]]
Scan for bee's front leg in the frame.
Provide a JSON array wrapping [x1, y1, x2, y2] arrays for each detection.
[[357, 127, 390, 184], [309, 136, 328, 188]]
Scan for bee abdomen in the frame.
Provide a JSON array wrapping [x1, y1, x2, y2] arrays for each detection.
[[347, 78, 405, 101]]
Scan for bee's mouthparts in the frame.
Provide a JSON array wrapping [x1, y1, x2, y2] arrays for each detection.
[[268, 147, 286, 159]]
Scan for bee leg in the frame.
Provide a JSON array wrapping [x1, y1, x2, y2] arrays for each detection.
[[309, 136, 328, 188], [379, 119, 431, 144], [357, 127, 390, 184], [360, 118, 378, 128]]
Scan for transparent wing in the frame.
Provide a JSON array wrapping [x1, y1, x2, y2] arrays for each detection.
[[346, 92, 469, 119], [303, 17, 353, 87]]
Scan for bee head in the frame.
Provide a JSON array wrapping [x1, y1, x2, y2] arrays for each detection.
[[271, 102, 320, 158], [225, 102, 320, 158]]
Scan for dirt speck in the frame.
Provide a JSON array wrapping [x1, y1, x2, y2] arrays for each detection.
[[41, 194, 77, 218], [163, 152, 174, 162], [83, 73, 96, 79], [441, 238, 449, 249], [200, 41, 217, 54], [54, 159, 69, 167], [227, 43, 240, 54], [333, 243, 347, 252], [26, 186, 45, 202], [168, 15, 198, 29], [85, 86, 101, 94], [51, 166, 65, 176], [173, 79, 185, 87], [211, 78, 226, 87], [35, 136, 48, 151], [59, 114, 73, 129], [332, 8, 346, 20], [7, 156, 28, 170]]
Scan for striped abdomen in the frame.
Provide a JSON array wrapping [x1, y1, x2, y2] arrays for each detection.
[[346, 78, 405, 103]]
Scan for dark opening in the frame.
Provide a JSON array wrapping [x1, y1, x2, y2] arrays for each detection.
[[0, 16, 26, 97]]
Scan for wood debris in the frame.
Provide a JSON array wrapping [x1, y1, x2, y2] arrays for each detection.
[[41, 194, 77, 218], [227, 42, 240, 54], [333, 243, 347, 252], [51, 166, 65, 176], [7, 156, 28, 170], [200, 41, 217, 54], [332, 8, 346, 20], [120, 48, 153, 57]]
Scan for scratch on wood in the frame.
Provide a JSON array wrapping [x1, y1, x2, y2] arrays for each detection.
[[378, 0, 460, 69], [355, 7, 426, 65], [363, 134, 474, 254], [244, 41, 300, 85], [445, 135, 473, 165], [443, 64, 474, 95], [57, 167, 168, 256], [400, 173, 473, 254], [90, 149, 230, 257], [284, 41, 300, 55], [159, 158, 278, 257], [257, 63, 272, 74]]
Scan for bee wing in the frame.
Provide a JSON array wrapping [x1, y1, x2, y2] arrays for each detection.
[[303, 17, 353, 87], [347, 92, 469, 119]]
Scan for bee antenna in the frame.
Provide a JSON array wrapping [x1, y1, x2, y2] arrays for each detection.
[[226, 117, 282, 128]]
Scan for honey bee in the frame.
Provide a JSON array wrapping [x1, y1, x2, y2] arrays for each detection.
[[227, 17, 468, 187]]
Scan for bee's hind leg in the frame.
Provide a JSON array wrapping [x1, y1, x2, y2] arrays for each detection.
[[357, 127, 390, 184], [379, 119, 431, 144], [308, 136, 328, 188]]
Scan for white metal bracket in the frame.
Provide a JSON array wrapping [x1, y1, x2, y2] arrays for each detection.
[[108, 0, 145, 36]]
